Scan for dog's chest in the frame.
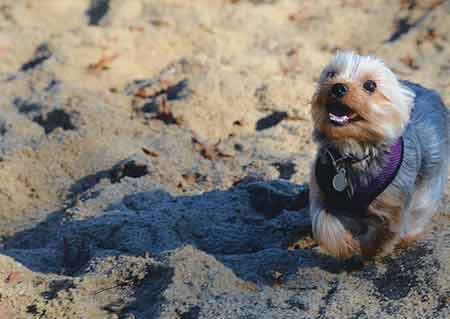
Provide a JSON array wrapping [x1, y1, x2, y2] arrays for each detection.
[[315, 150, 363, 212], [315, 138, 404, 213]]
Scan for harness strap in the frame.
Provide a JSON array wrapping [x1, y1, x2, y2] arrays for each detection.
[[315, 137, 404, 213]]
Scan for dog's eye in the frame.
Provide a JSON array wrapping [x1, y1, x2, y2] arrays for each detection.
[[363, 80, 377, 93], [326, 71, 337, 78]]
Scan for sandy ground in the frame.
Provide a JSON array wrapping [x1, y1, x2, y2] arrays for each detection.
[[0, 0, 449, 318]]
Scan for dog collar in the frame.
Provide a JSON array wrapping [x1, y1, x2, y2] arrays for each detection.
[[315, 137, 404, 213]]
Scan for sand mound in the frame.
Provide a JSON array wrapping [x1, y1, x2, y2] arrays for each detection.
[[0, 0, 449, 318]]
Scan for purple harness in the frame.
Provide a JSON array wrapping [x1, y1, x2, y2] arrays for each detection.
[[315, 138, 404, 213]]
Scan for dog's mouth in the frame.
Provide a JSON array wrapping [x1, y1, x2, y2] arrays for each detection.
[[327, 100, 358, 126]]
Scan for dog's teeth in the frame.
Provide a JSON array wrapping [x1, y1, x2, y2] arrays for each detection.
[[329, 113, 349, 123]]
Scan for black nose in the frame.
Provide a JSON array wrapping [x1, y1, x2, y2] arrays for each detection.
[[331, 83, 348, 98]]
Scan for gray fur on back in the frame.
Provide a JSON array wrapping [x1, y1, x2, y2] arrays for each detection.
[[391, 81, 449, 235]]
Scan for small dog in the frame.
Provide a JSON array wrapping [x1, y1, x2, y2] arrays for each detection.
[[309, 52, 449, 260]]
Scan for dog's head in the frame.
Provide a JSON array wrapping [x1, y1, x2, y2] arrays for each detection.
[[312, 52, 414, 144]]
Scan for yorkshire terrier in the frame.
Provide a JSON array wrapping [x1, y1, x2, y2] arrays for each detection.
[[309, 52, 449, 260]]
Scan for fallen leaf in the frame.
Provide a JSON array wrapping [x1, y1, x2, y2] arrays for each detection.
[[193, 138, 233, 160], [400, 54, 419, 70], [5, 271, 22, 284], [87, 53, 119, 74], [154, 95, 178, 125]]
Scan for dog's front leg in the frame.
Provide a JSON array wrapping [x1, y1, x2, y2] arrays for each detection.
[[309, 168, 362, 259]]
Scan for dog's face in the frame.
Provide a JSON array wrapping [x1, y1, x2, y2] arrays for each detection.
[[312, 52, 414, 143]]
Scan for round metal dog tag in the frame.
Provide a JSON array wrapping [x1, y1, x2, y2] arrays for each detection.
[[332, 168, 348, 192]]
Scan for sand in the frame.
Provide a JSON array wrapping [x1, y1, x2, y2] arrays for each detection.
[[0, 0, 449, 318]]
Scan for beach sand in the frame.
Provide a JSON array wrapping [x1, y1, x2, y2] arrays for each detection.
[[0, 1, 449, 318]]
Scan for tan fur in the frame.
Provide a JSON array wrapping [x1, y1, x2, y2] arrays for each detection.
[[311, 79, 407, 143], [309, 52, 417, 260], [398, 233, 424, 249], [361, 189, 405, 257]]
